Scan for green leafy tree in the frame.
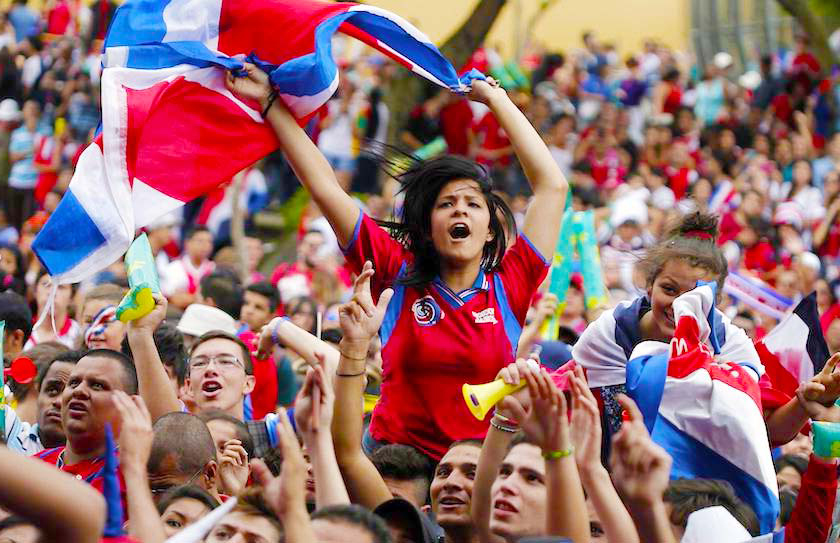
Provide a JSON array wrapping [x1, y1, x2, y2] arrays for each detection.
[[384, 0, 508, 145], [776, 0, 838, 72]]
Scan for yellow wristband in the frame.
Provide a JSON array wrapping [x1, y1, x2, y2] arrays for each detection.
[[542, 447, 574, 459]]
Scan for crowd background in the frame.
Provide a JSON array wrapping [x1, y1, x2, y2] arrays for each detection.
[[0, 0, 839, 542]]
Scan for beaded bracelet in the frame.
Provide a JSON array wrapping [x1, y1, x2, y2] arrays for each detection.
[[490, 419, 518, 433], [492, 411, 519, 427]]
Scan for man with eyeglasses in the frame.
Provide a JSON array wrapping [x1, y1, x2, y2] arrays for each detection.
[[185, 331, 256, 420], [132, 296, 280, 457], [185, 331, 287, 458]]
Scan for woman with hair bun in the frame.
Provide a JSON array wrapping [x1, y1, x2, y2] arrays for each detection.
[[574, 211, 763, 441], [576, 210, 840, 450]]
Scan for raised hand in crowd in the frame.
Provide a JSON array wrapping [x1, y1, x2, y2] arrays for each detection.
[[610, 394, 676, 543], [294, 353, 350, 508], [803, 352, 840, 406], [224, 61, 273, 110], [256, 313, 342, 376], [569, 365, 638, 543], [127, 293, 181, 421], [514, 365, 589, 543], [770, 352, 840, 442], [472, 358, 536, 543], [331, 261, 395, 509], [227, 61, 360, 248], [250, 410, 317, 543], [338, 260, 394, 348], [113, 391, 167, 543], [218, 438, 250, 497]]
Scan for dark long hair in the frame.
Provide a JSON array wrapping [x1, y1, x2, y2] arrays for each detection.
[[376, 153, 516, 287]]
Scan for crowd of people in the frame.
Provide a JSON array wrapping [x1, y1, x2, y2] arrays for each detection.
[[1, 1, 840, 542]]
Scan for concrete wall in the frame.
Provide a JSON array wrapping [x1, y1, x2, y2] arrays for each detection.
[[365, 0, 691, 58]]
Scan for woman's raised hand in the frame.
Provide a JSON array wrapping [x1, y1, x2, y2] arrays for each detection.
[[225, 62, 272, 108], [338, 261, 393, 346], [467, 77, 507, 106]]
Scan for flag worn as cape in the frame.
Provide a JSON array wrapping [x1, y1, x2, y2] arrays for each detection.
[[33, 0, 483, 285], [625, 282, 779, 534]]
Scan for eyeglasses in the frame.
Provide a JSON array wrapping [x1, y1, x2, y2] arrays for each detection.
[[189, 354, 244, 373], [150, 466, 204, 496]]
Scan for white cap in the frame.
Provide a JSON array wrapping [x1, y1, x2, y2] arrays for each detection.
[[738, 70, 762, 90], [177, 304, 237, 337], [610, 196, 649, 227], [797, 251, 821, 273], [0, 99, 21, 122], [680, 506, 751, 543], [714, 52, 734, 69]]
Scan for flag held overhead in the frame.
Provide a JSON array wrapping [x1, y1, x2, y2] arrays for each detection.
[[33, 0, 484, 286]]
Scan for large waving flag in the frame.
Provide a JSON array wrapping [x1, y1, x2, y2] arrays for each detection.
[[626, 283, 779, 534], [32, 0, 481, 284], [755, 292, 830, 411]]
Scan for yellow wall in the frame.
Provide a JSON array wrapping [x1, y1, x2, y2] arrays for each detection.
[[365, 0, 691, 59]]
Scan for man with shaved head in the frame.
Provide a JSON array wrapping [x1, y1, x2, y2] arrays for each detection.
[[147, 412, 221, 502]]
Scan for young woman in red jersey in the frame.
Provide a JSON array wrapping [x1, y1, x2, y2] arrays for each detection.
[[228, 66, 567, 459]]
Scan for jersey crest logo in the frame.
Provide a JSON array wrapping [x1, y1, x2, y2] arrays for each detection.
[[472, 308, 497, 324], [413, 296, 444, 327]]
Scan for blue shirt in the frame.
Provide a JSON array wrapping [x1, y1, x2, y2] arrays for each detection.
[[812, 156, 838, 191], [8, 5, 39, 42], [8, 126, 38, 189]]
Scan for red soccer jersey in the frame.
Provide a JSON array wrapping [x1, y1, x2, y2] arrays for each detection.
[[37, 446, 127, 514], [471, 111, 511, 169], [344, 212, 548, 460], [238, 329, 279, 420]]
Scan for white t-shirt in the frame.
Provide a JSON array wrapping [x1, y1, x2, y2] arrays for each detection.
[[161, 256, 215, 297], [318, 99, 358, 159], [21, 54, 42, 89]]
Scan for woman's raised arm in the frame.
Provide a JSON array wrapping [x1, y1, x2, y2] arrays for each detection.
[[469, 79, 568, 260]]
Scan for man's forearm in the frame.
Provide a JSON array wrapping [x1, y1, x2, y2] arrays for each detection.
[[626, 500, 676, 543], [128, 330, 181, 420], [123, 466, 166, 543]]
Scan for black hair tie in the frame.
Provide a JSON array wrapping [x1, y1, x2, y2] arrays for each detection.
[[262, 88, 279, 118]]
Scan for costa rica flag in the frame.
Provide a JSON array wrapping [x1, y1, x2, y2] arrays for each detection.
[[626, 283, 779, 534], [33, 0, 483, 285]]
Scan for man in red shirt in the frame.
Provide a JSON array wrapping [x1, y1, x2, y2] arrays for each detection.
[[37, 348, 137, 511]]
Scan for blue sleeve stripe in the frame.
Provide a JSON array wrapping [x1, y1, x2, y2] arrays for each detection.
[[340, 208, 364, 255], [493, 275, 522, 358], [520, 234, 549, 267], [380, 263, 407, 348]]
